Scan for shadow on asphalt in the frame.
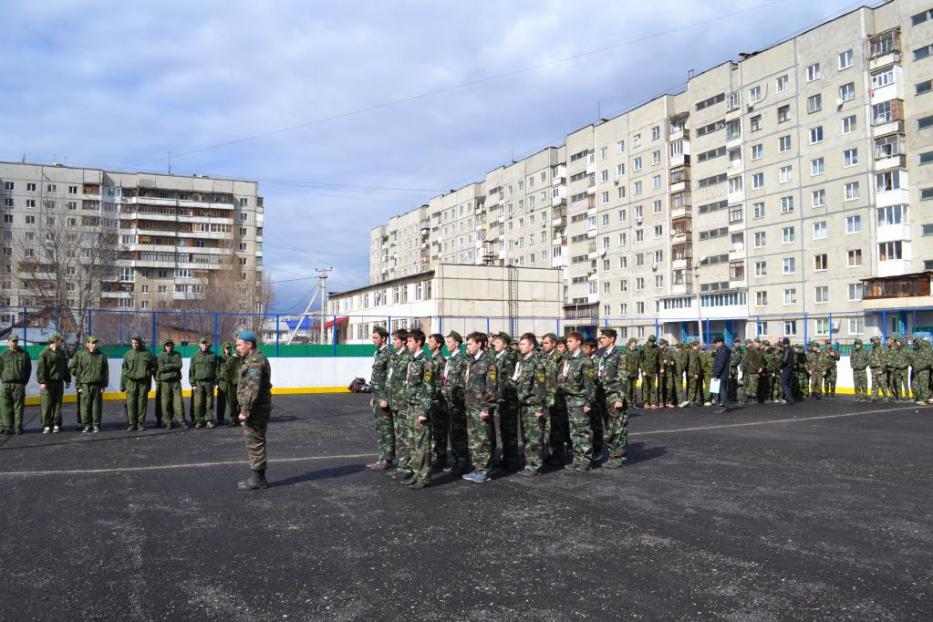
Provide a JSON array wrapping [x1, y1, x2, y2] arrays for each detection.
[[626, 441, 667, 465], [270, 463, 366, 488]]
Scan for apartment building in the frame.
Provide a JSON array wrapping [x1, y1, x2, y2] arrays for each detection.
[[0, 161, 264, 324], [366, 0, 933, 341]]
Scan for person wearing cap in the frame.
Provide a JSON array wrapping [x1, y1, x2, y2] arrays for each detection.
[[120, 336, 154, 431], [684, 341, 702, 407], [743, 340, 765, 404], [597, 328, 627, 468], [793, 344, 809, 401], [189, 337, 220, 428], [822, 340, 840, 398], [559, 331, 598, 471], [641, 335, 660, 409], [805, 341, 825, 400], [156, 339, 186, 428], [0, 334, 32, 435], [623, 337, 642, 409], [440, 331, 470, 475], [911, 337, 932, 405], [728, 338, 743, 402], [891, 338, 910, 401], [385, 329, 412, 481], [37, 334, 71, 434], [541, 333, 569, 465], [779, 338, 795, 404], [366, 326, 395, 471], [658, 339, 676, 408], [711, 336, 731, 413], [700, 342, 714, 406], [850, 339, 869, 401], [868, 336, 889, 402], [217, 343, 241, 427], [673, 343, 687, 408], [69, 336, 108, 433], [235, 330, 273, 490], [491, 331, 520, 469]]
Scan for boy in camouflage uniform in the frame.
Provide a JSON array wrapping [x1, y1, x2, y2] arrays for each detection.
[[806, 342, 825, 399], [559, 331, 597, 472], [462, 332, 498, 483], [427, 333, 447, 470], [597, 329, 627, 468], [217, 343, 241, 426], [70, 336, 108, 433], [235, 331, 273, 490], [700, 343, 714, 405], [684, 342, 702, 407], [399, 330, 434, 489], [120, 336, 153, 431], [366, 326, 394, 470], [822, 341, 840, 397], [850, 339, 869, 401], [659, 339, 676, 408], [37, 334, 71, 434], [0, 335, 31, 435], [513, 333, 548, 476], [541, 333, 568, 464], [623, 337, 642, 409], [641, 335, 660, 409], [868, 336, 890, 402], [386, 329, 412, 480], [189, 337, 220, 428], [441, 331, 470, 475], [492, 332, 520, 468], [891, 338, 910, 401], [910, 338, 932, 405]]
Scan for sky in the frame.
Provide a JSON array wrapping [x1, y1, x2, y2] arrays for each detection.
[[0, 0, 873, 312]]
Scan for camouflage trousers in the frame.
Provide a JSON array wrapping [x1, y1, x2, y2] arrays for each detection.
[[243, 416, 268, 472], [191, 382, 215, 423], [604, 397, 628, 463], [702, 374, 712, 402], [159, 381, 184, 423], [796, 372, 809, 398], [625, 377, 639, 408], [39, 381, 65, 428], [809, 372, 823, 396], [823, 368, 837, 395], [567, 404, 594, 467], [519, 405, 547, 472], [392, 406, 412, 475], [912, 368, 930, 402], [892, 368, 909, 399], [78, 383, 103, 426], [431, 402, 448, 464], [745, 373, 761, 402], [871, 367, 889, 400], [496, 399, 520, 463], [466, 408, 495, 475], [216, 381, 238, 424], [548, 398, 569, 458], [685, 374, 702, 405], [372, 400, 395, 462], [659, 371, 676, 405], [852, 368, 868, 399], [641, 374, 657, 406], [408, 408, 433, 485], [439, 398, 469, 469], [0, 383, 25, 432]]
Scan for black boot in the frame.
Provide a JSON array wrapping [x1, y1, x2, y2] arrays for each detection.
[[238, 470, 268, 490]]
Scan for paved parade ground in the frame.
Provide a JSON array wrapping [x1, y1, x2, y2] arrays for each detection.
[[0, 394, 931, 621]]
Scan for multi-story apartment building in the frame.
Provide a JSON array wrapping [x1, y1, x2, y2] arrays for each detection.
[[0, 162, 264, 325], [366, 0, 933, 341]]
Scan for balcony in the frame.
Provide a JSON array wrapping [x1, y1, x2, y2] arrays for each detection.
[[563, 302, 599, 322], [877, 223, 911, 243], [868, 29, 901, 71], [861, 272, 931, 309]]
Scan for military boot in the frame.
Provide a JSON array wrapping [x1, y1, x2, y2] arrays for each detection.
[[238, 470, 268, 490]]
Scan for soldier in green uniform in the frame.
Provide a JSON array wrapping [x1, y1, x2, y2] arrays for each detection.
[[189, 337, 220, 428], [461, 332, 497, 483], [700, 343, 714, 405], [120, 336, 153, 431], [766, 342, 782, 403], [596, 329, 627, 468], [366, 326, 394, 471], [492, 332, 520, 468], [792, 344, 806, 400], [426, 333, 447, 470], [156, 339, 186, 428], [868, 336, 889, 402], [70, 336, 108, 433], [884, 336, 896, 395], [673, 342, 687, 407], [806, 341, 825, 399], [582, 337, 606, 457], [911, 337, 932, 405], [729, 338, 743, 402], [658, 339, 676, 408], [641, 335, 660, 409], [216, 343, 240, 426], [623, 337, 642, 409], [541, 333, 568, 464], [235, 331, 273, 490], [441, 331, 470, 475], [891, 338, 910, 401], [0, 335, 32, 435], [849, 339, 869, 400], [559, 331, 597, 472], [37, 334, 70, 434], [684, 341, 702, 407], [513, 333, 548, 476], [743, 340, 764, 404], [399, 329, 434, 489], [822, 340, 840, 397], [386, 329, 412, 480]]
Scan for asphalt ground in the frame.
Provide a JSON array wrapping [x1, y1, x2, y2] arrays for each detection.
[[0, 395, 931, 621]]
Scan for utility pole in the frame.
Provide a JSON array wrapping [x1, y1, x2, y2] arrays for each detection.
[[318, 267, 332, 344], [284, 267, 333, 345]]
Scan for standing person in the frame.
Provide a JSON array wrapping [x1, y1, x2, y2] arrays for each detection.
[[37, 334, 71, 434], [156, 340, 186, 429], [623, 338, 642, 409], [891, 338, 910, 401], [884, 335, 896, 394], [440, 331, 470, 475], [641, 335, 660, 409], [911, 337, 931, 405], [700, 343, 714, 406], [426, 333, 447, 471], [806, 342, 825, 400], [216, 343, 240, 426], [658, 339, 675, 408], [823, 340, 840, 397], [779, 338, 795, 404], [120, 335, 154, 431], [386, 329, 412, 481], [743, 340, 764, 404], [400, 329, 434, 489], [868, 336, 889, 402], [462, 332, 497, 484], [70, 336, 108, 433], [366, 327, 394, 471], [672, 343, 686, 408], [582, 337, 606, 458], [684, 341, 702, 407], [492, 332, 520, 469], [235, 331, 273, 491], [711, 337, 731, 413], [189, 337, 220, 428], [0, 335, 32, 435], [514, 333, 548, 477], [849, 339, 869, 401], [597, 329, 627, 469], [559, 331, 597, 472], [541, 333, 568, 465]]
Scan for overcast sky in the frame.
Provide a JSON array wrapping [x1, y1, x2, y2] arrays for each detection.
[[0, 0, 871, 311]]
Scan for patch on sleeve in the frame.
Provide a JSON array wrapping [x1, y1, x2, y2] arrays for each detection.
[[248, 368, 260, 378], [422, 369, 432, 383]]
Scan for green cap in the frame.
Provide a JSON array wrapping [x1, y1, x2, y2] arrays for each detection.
[[659, 338, 668, 346], [647, 334, 656, 342], [199, 336, 209, 344], [163, 339, 174, 347], [854, 339, 862, 345], [7, 334, 18, 343], [495, 331, 511, 344], [870, 336, 880, 343], [628, 337, 638, 344], [48, 334, 62, 344], [446, 330, 462, 344], [86, 335, 98, 343], [372, 326, 389, 338]]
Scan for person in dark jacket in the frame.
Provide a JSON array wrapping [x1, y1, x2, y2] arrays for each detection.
[[711, 337, 731, 413], [779, 337, 795, 404]]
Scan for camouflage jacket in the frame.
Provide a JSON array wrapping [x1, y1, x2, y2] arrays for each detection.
[[440, 349, 467, 407], [824, 348, 840, 369], [70, 349, 108, 386], [387, 348, 411, 411], [369, 344, 391, 402], [744, 348, 765, 374], [882, 347, 896, 369], [402, 349, 433, 414], [891, 346, 909, 369], [494, 348, 518, 404], [914, 342, 933, 371], [542, 349, 562, 406], [237, 350, 272, 417], [189, 349, 220, 384], [806, 351, 826, 375], [464, 349, 497, 413], [0, 348, 31, 384], [849, 347, 869, 370], [868, 345, 885, 369], [429, 350, 445, 409], [641, 343, 660, 374], [673, 348, 687, 374], [623, 347, 642, 378], [37, 346, 71, 385], [558, 350, 596, 409], [729, 348, 742, 373], [156, 350, 183, 382], [686, 349, 702, 376], [764, 350, 781, 374], [659, 348, 675, 376], [512, 351, 547, 410], [596, 347, 625, 404], [219, 353, 242, 386], [700, 351, 714, 374]]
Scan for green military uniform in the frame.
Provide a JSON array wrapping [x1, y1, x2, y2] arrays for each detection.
[[658, 340, 676, 407], [672, 344, 687, 406], [729, 342, 743, 402], [558, 348, 596, 470], [0, 337, 32, 434], [36, 336, 70, 431], [765, 345, 782, 402], [543, 346, 568, 462], [850, 340, 869, 401], [70, 338, 108, 431], [891, 339, 910, 400], [883, 341, 897, 400], [685, 344, 702, 406], [868, 337, 889, 401], [369, 336, 395, 464], [440, 339, 470, 473], [623, 339, 642, 408], [493, 335, 520, 466], [641, 336, 660, 408], [910, 338, 932, 404], [237, 340, 273, 483], [120, 336, 153, 429], [189, 339, 220, 427], [823, 343, 840, 397], [806, 343, 825, 398], [217, 343, 241, 426], [513, 349, 548, 474], [464, 348, 498, 477], [597, 338, 627, 468], [401, 348, 434, 486], [700, 345, 714, 404], [387, 346, 412, 477], [156, 341, 185, 426], [428, 348, 447, 467], [743, 341, 764, 403]]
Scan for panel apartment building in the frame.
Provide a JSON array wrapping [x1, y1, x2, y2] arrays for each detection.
[[368, 0, 933, 342], [0, 162, 264, 326]]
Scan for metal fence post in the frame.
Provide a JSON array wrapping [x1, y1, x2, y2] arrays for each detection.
[[213, 312, 220, 347], [387, 316, 392, 333], [331, 315, 338, 355], [654, 317, 660, 338], [438, 315, 443, 335], [881, 310, 888, 341], [705, 318, 710, 345], [22, 307, 27, 345], [803, 312, 809, 344], [275, 314, 281, 357], [151, 311, 157, 354], [828, 312, 833, 343], [486, 317, 490, 334]]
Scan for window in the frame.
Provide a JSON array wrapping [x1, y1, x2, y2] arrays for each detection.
[[879, 240, 902, 261], [844, 182, 860, 200], [651, 175, 662, 190], [653, 199, 662, 214], [754, 232, 766, 248], [919, 115, 933, 129], [811, 157, 825, 176], [812, 189, 826, 207], [871, 67, 894, 89], [749, 85, 762, 102], [2, 199, 11, 208], [784, 320, 798, 335], [838, 49, 853, 69], [776, 74, 788, 92], [2, 182, 12, 190], [726, 119, 741, 140], [755, 261, 767, 277], [872, 100, 895, 124], [633, 157, 642, 172], [616, 140, 625, 153], [806, 63, 821, 82], [924, 223, 933, 236], [777, 105, 790, 123], [752, 172, 764, 189], [784, 289, 797, 305], [848, 318, 863, 335], [755, 291, 768, 306], [815, 286, 829, 303], [876, 170, 903, 192], [838, 82, 855, 102], [877, 204, 906, 225], [751, 144, 763, 160], [843, 148, 858, 167], [782, 226, 795, 243], [753, 202, 765, 219], [779, 165, 792, 183], [846, 215, 861, 233], [26, 199, 35, 208], [46, 184, 56, 193], [842, 115, 856, 134], [917, 80, 932, 95], [633, 134, 641, 147], [783, 257, 796, 274], [814, 253, 828, 270], [848, 283, 863, 301], [912, 8, 933, 25], [781, 196, 794, 213], [809, 126, 823, 144], [779, 135, 792, 152], [847, 249, 862, 266], [750, 115, 762, 132], [807, 94, 822, 113]]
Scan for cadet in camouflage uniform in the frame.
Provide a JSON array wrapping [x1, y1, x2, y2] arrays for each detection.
[[641, 335, 660, 409], [685, 342, 702, 406], [793, 344, 809, 400], [559, 331, 597, 471], [0, 335, 31, 435], [884, 336, 896, 394], [891, 338, 910, 401], [729, 338, 743, 402], [822, 340, 840, 397], [399, 330, 434, 489], [542, 333, 568, 463], [700, 343, 714, 405], [386, 329, 412, 480], [806, 342, 825, 399], [441, 331, 470, 474], [366, 326, 394, 470], [623, 337, 642, 409], [492, 332, 520, 468], [216, 343, 241, 426], [426, 333, 447, 469], [189, 337, 220, 428], [658, 339, 676, 408], [868, 336, 889, 402], [461, 332, 498, 483], [766, 342, 782, 403], [597, 329, 627, 468], [743, 340, 764, 404], [849, 339, 869, 400], [236, 331, 273, 490], [582, 338, 606, 456], [37, 334, 70, 434], [911, 337, 932, 405], [120, 335, 153, 431], [673, 343, 687, 407], [155, 340, 186, 428], [513, 333, 548, 476], [70, 336, 108, 433]]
